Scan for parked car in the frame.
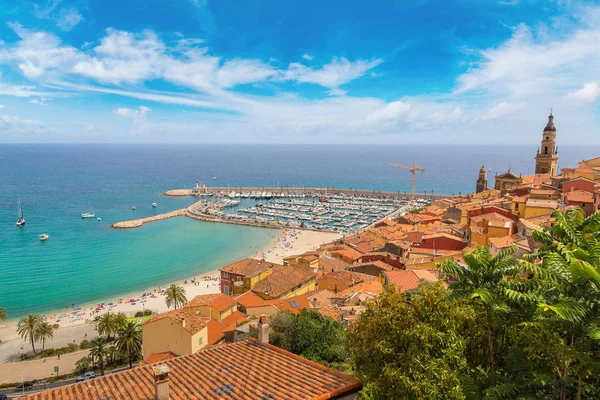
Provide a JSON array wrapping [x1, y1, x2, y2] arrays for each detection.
[[0, 393, 9, 399], [15, 381, 33, 391], [76, 371, 96, 382]]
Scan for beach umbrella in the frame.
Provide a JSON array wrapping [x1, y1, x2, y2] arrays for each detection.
[[108, 301, 114, 305]]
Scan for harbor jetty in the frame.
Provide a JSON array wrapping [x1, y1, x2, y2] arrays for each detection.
[[112, 208, 187, 229]]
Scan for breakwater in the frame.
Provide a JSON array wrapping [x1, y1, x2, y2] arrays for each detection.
[[165, 187, 446, 200], [112, 209, 187, 229]]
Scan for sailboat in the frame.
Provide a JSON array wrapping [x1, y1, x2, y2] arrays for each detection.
[[152, 194, 158, 208], [16, 196, 25, 227], [81, 201, 95, 218]]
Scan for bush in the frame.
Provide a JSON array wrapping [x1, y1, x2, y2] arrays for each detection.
[[79, 340, 94, 349], [134, 310, 153, 317], [68, 343, 78, 352], [19, 353, 35, 361], [39, 348, 56, 358], [52, 324, 60, 329]]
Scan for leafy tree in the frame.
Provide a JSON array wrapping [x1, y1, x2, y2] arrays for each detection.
[[90, 340, 108, 376], [164, 284, 187, 309], [347, 282, 476, 400], [514, 208, 600, 400], [35, 322, 55, 351], [441, 245, 519, 373], [267, 309, 347, 366], [17, 314, 42, 354], [76, 357, 91, 374], [115, 321, 142, 369]]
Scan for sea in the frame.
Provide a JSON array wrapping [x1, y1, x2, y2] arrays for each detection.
[[1, 144, 599, 318]]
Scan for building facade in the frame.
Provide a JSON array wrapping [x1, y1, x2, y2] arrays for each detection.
[[476, 166, 488, 193]]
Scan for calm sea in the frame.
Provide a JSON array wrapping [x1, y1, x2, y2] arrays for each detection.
[[1, 144, 598, 318]]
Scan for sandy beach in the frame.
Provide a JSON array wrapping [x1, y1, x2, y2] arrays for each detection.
[[0, 228, 340, 366]]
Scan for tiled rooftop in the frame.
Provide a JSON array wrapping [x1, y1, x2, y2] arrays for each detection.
[[143, 309, 211, 335], [252, 266, 316, 299], [186, 293, 237, 312], [22, 339, 361, 400], [383, 269, 437, 292], [219, 258, 281, 277]]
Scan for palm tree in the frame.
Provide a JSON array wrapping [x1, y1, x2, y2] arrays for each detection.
[[115, 321, 142, 369], [106, 345, 119, 366], [98, 313, 118, 340], [0, 306, 6, 322], [164, 284, 187, 309], [90, 340, 108, 376], [35, 322, 55, 351], [76, 357, 91, 374], [17, 314, 42, 354], [114, 312, 128, 331], [441, 245, 519, 373]]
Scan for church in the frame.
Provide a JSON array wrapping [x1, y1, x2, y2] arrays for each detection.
[[476, 112, 559, 193]]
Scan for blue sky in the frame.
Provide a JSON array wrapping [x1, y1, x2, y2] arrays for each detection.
[[0, 0, 599, 144]]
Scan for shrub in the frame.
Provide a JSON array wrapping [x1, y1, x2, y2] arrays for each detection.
[[80, 340, 94, 349], [39, 348, 56, 358]]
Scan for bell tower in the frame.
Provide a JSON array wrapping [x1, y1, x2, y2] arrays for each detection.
[[535, 110, 559, 175], [476, 166, 487, 193]]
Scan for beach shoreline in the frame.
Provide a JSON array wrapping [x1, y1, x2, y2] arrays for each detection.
[[0, 228, 340, 360]]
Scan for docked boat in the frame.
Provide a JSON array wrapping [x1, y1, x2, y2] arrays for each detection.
[[16, 196, 25, 227], [81, 201, 95, 218], [39, 233, 49, 241], [152, 194, 158, 208], [132, 206, 136, 210], [97, 217, 102, 221]]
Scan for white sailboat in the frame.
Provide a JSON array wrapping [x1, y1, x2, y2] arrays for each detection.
[[39, 233, 49, 241], [152, 194, 158, 208], [81, 201, 95, 218], [16, 196, 25, 227]]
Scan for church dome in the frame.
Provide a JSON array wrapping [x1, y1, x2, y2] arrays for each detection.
[[479, 166, 486, 172]]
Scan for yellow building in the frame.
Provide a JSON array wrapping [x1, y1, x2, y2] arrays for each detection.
[[184, 293, 238, 321], [252, 265, 317, 300], [512, 196, 528, 218], [219, 258, 279, 295], [142, 309, 210, 360], [523, 199, 558, 218], [283, 253, 320, 270]]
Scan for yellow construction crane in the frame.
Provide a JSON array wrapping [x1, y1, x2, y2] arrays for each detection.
[[390, 161, 425, 200]]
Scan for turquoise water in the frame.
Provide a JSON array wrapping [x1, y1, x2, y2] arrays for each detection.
[[2, 144, 599, 319]]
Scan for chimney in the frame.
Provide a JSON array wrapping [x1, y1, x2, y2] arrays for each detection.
[[153, 365, 170, 400], [258, 314, 269, 344]]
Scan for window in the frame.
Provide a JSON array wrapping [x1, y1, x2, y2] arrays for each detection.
[[224, 286, 229, 295], [546, 136, 549, 140], [222, 272, 229, 279], [544, 146, 548, 154], [199, 337, 203, 345], [514, 203, 519, 210]]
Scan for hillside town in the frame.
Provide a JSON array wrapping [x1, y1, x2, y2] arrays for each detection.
[[8, 112, 600, 399]]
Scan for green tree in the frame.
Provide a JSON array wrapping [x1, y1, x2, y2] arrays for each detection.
[[35, 322, 55, 351], [114, 312, 128, 331], [106, 345, 119, 366], [76, 357, 91, 374], [0, 306, 6, 322], [347, 282, 475, 400], [514, 208, 600, 400], [17, 314, 42, 354], [267, 309, 347, 366], [441, 245, 519, 373], [164, 284, 187, 309], [115, 321, 142, 369], [90, 340, 108, 376], [98, 313, 119, 340]]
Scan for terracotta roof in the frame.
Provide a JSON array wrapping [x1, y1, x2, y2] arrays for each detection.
[[351, 260, 394, 271], [565, 190, 594, 203], [305, 289, 336, 308], [488, 236, 516, 249], [143, 309, 210, 335], [317, 305, 343, 321], [186, 293, 237, 312], [525, 199, 558, 209], [319, 256, 353, 272], [219, 258, 282, 277], [22, 340, 361, 400], [383, 269, 438, 292], [330, 246, 363, 261], [143, 351, 179, 365], [207, 319, 226, 344], [272, 295, 312, 314], [235, 291, 272, 309], [252, 266, 316, 298], [220, 310, 247, 327], [347, 280, 384, 294], [319, 270, 371, 286]]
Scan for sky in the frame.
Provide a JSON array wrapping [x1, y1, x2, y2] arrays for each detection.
[[0, 0, 598, 144]]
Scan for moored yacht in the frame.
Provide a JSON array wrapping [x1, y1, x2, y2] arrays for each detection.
[[81, 201, 95, 218], [16, 196, 25, 227]]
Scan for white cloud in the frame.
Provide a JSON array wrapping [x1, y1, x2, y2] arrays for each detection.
[[56, 8, 82, 31], [302, 54, 313, 61], [114, 105, 150, 122], [284, 57, 382, 93], [0, 114, 45, 135], [456, 22, 600, 97], [217, 59, 277, 88], [567, 82, 600, 102], [28, 98, 50, 106], [482, 102, 526, 119], [32, 0, 63, 19], [0, 104, 4, 109], [365, 101, 411, 126]]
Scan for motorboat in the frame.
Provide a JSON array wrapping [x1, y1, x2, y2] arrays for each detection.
[[39, 234, 49, 241], [132, 206, 136, 210], [152, 194, 158, 208]]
